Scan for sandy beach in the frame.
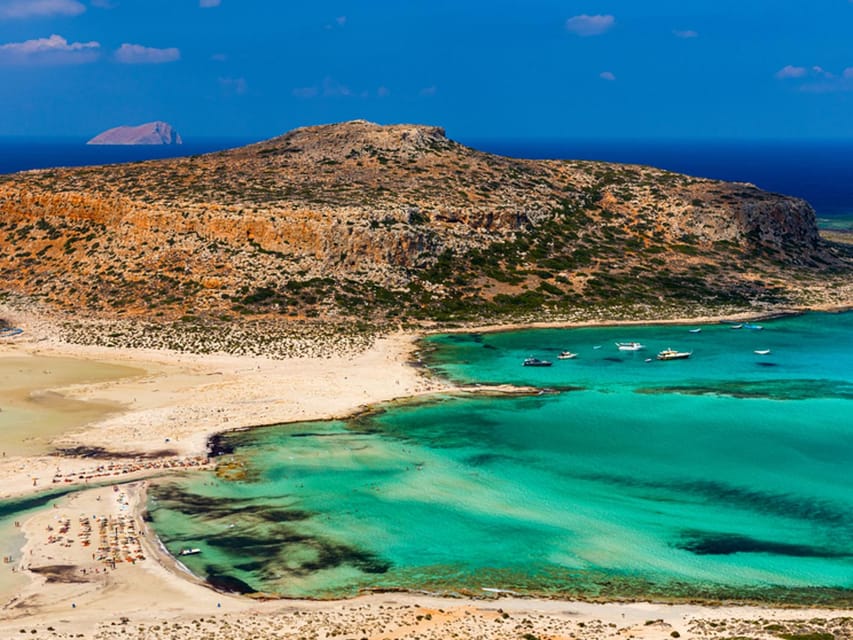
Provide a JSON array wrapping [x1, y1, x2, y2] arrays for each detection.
[[1, 307, 851, 639]]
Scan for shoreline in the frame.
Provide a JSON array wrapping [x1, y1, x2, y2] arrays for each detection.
[[1, 305, 852, 637], [5, 481, 852, 640], [428, 303, 853, 336]]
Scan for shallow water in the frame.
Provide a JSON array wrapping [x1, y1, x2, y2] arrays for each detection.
[[0, 355, 141, 456], [148, 312, 853, 603]]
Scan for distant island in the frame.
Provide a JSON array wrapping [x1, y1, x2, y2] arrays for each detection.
[[87, 121, 182, 145]]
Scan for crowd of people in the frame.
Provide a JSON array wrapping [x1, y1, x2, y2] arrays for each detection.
[[50, 455, 212, 486]]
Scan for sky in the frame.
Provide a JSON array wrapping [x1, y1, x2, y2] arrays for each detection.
[[1, 0, 853, 141]]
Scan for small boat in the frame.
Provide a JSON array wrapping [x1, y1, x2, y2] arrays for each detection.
[[592, 345, 602, 350], [688, 328, 702, 333], [179, 548, 201, 556], [657, 348, 692, 361], [754, 349, 771, 356], [557, 351, 577, 360], [730, 324, 743, 329], [743, 323, 763, 330], [522, 357, 552, 367], [615, 342, 645, 351]]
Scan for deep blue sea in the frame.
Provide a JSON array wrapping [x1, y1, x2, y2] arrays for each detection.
[[465, 139, 853, 226], [1, 137, 851, 228], [0, 138, 256, 175]]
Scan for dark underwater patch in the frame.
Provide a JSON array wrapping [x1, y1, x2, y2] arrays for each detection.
[[678, 531, 848, 558], [445, 333, 477, 343], [464, 452, 521, 467], [636, 378, 853, 401], [204, 527, 391, 578], [300, 541, 391, 575], [204, 568, 256, 594], [0, 488, 77, 519], [290, 431, 364, 438], [579, 472, 850, 529], [150, 484, 310, 524], [53, 445, 177, 459], [206, 433, 234, 457]]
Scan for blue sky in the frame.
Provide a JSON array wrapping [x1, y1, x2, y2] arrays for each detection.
[[1, 0, 852, 140]]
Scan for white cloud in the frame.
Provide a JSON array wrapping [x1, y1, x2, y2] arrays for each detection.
[[775, 65, 836, 80], [599, 71, 616, 81], [90, 0, 116, 8], [322, 76, 351, 97], [565, 14, 614, 36], [775, 65, 807, 79], [673, 29, 698, 39], [325, 15, 346, 30], [0, 0, 85, 19], [774, 64, 853, 92], [115, 43, 179, 64], [199, 0, 220, 7], [219, 76, 246, 94], [293, 77, 380, 99], [0, 33, 98, 64]]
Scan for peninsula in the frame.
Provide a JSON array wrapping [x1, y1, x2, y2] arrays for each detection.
[[86, 121, 182, 145], [1, 120, 851, 343]]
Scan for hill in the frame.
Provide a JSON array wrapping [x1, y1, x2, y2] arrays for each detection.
[[0, 120, 850, 332]]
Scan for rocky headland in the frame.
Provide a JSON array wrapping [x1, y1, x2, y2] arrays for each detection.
[[1, 120, 851, 351], [86, 121, 182, 145]]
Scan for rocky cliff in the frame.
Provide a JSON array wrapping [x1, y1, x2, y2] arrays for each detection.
[[0, 121, 849, 322], [87, 121, 182, 145]]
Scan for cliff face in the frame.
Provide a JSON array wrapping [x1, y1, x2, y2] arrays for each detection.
[[87, 121, 182, 145], [0, 121, 847, 321]]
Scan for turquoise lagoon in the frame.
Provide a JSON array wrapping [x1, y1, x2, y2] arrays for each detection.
[[147, 312, 853, 602]]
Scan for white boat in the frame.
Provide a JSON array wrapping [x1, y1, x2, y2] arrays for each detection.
[[688, 328, 702, 333], [730, 324, 743, 329], [615, 342, 645, 351], [557, 351, 577, 360], [656, 348, 692, 361], [754, 349, 771, 356], [179, 548, 201, 556], [522, 357, 552, 367]]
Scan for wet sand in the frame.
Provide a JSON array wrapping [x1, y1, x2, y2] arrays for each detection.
[[0, 354, 143, 457]]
